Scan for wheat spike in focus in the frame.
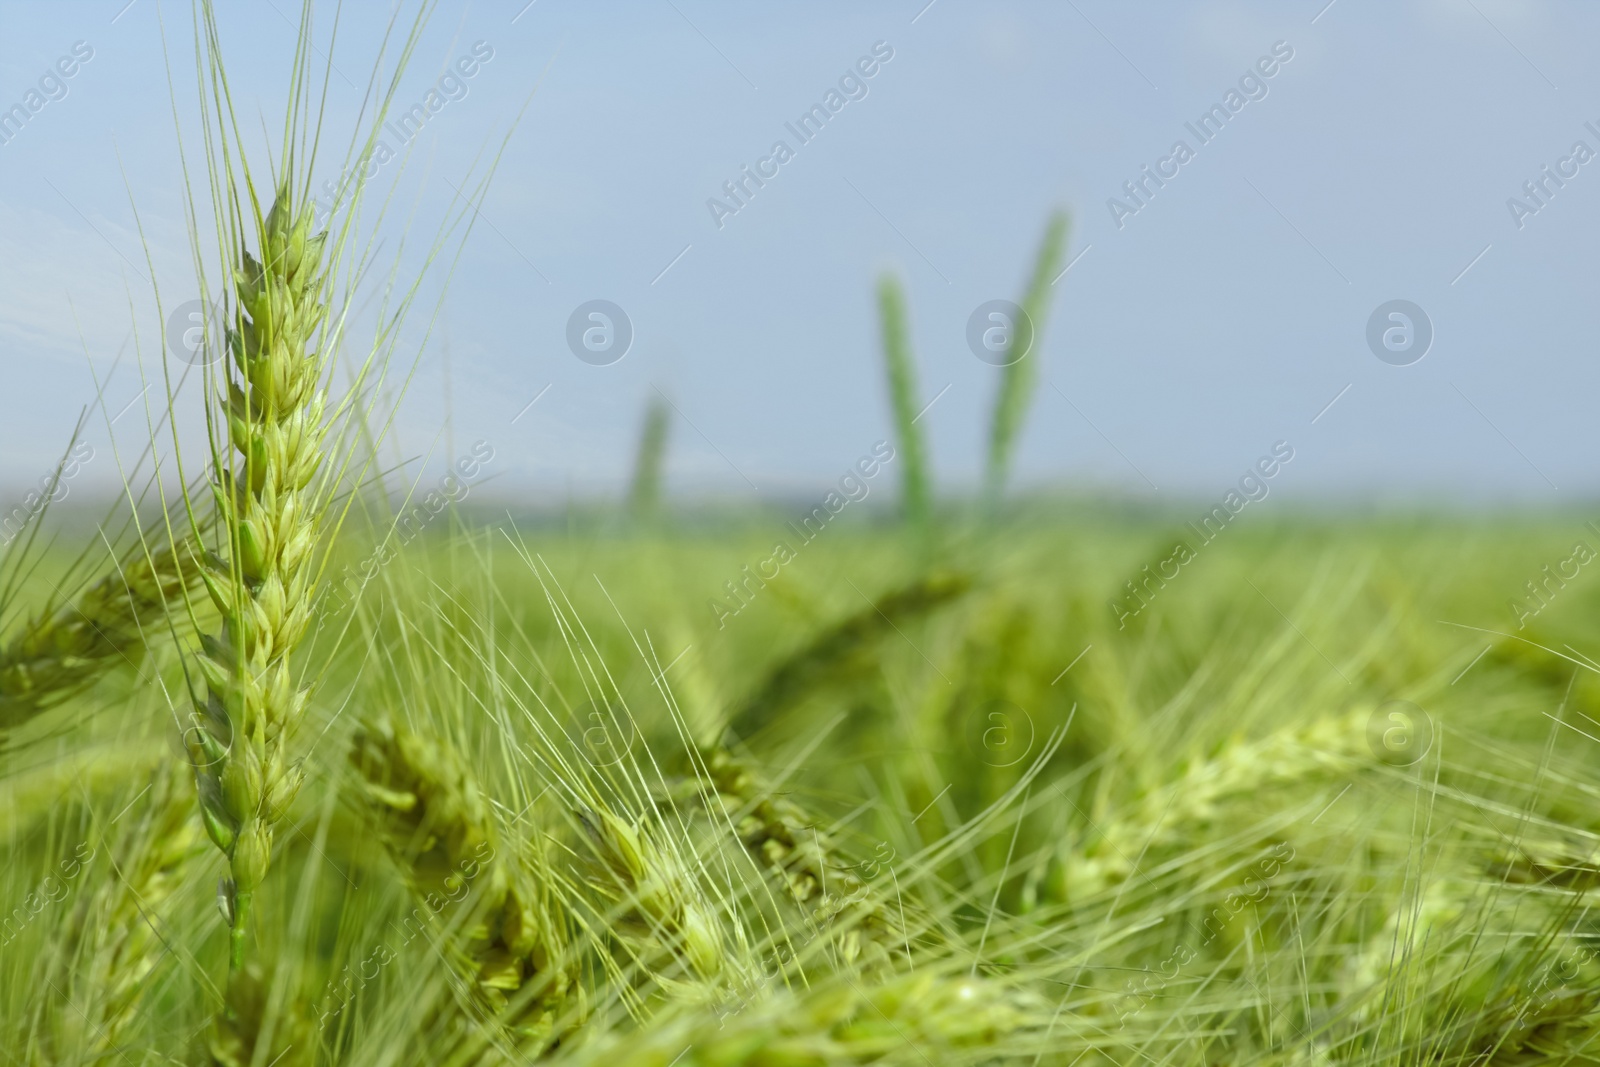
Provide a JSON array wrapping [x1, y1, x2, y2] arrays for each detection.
[[187, 185, 329, 985]]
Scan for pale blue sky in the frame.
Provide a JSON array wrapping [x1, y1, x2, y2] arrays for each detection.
[[2, 1, 1598, 507]]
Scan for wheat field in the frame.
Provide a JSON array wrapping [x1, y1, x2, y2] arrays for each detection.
[[8, 504, 1600, 1064], [4, 2, 1600, 1065]]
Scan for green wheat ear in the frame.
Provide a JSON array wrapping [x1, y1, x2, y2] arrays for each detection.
[[627, 394, 672, 525], [187, 178, 330, 990], [876, 273, 932, 533], [984, 211, 1069, 515]]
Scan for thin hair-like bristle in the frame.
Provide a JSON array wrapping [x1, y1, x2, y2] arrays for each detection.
[[704, 747, 917, 970]]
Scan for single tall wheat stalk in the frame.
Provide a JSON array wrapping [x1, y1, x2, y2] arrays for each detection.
[[627, 395, 671, 526], [983, 212, 1068, 514], [160, 0, 491, 1052], [876, 273, 931, 534]]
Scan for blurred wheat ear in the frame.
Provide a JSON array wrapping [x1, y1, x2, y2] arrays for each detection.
[[726, 570, 970, 742], [984, 211, 1069, 516], [27, 764, 205, 1061], [1040, 706, 1372, 905], [876, 273, 932, 534], [350, 720, 583, 1054], [0, 538, 198, 738], [549, 969, 1044, 1067], [578, 805, 727, 986], [704, 747, 916, 970], [627, 394, 672, 526]]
